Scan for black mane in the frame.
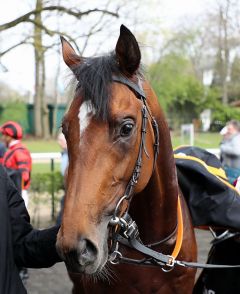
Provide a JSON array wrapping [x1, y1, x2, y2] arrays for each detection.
[[72, 52, 142, 121]]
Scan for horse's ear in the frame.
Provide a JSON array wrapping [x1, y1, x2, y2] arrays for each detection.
[[60, 36, 81, 69], [115, 25, 141, 76]]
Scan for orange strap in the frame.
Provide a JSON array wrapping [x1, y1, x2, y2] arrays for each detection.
[[171, 195, 183, 259]]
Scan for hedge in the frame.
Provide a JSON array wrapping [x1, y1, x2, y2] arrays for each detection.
[[30, 171, 64, 194]]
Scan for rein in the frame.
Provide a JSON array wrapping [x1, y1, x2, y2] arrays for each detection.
[[108, 75, 240, 272]]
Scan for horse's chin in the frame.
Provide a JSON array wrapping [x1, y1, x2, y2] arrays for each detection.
[[66, 262, 102, 275]]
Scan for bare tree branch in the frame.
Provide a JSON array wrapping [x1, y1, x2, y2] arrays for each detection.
[[0, 61, 8, 72], [0, 6, 119, 32], [26, 19, 55, 36], [80, 0, 112, 54], [0, 36, 30, 57]]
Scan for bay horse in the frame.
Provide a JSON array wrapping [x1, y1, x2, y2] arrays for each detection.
[[57, 25, 197, 293]]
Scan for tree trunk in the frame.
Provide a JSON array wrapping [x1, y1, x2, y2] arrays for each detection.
[[41, 54, 50, 139], [34, 47, 42, 137], [33, 0, 50, 138], [52, 55, 61, 138], [222, 14, 229, 105], [219, 3, 230, 105]]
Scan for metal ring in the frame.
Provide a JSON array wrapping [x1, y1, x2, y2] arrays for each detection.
[[161, 256, 175, 272], [161, 264, 175, 272], [113, 195, 127, 218], [109, 251, 122, 265]]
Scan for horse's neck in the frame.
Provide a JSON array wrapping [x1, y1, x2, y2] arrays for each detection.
[[130, 113, 178, 244]]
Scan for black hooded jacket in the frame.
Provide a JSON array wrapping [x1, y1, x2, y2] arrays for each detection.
[[0, 165, 61, 294]]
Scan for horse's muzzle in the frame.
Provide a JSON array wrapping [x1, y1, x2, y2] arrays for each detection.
[[62, 237, 99, 274], [77, 238, 98, 266]]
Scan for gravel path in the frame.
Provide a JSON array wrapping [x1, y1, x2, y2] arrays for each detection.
[[25, 229, 213, 294]]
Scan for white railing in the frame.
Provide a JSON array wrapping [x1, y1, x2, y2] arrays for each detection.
[[31, 152, 61, 162]]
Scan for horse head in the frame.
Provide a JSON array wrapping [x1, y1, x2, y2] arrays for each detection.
[[57, 25, 166, 276]]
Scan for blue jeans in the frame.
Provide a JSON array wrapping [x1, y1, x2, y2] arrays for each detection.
[[224, 166, 240, 184]]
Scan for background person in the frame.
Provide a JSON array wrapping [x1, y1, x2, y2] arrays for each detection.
[[56, 132, 68, 225], [57, 132, 68, 177], [0, 121, 32, 284], [0, 141, 6, 164], [0, 121, 32, 207], [220, 120, 240, 184]]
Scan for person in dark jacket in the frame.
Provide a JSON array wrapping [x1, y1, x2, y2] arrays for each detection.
[[0, 141, 6, 164], [220, 120, 240, 184], [0, 164, 61, 294]]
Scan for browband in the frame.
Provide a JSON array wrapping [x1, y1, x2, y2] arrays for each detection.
[[112, 75, 146, 100]]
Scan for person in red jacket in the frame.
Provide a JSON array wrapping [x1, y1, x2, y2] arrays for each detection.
[[0, 121, 32, 208], [0, 121, 32, 283]]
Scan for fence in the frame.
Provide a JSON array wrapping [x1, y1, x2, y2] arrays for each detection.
[[31, 152, 61, 162], [27, 104, 67, 135], [31, 152, 62, 220]]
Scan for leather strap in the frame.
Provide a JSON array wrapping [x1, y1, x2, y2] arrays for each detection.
[[112, 75, 146, 99], [127, 196, 183, 266], [172, 196, 183, 259], [175, 260, 240, 269]]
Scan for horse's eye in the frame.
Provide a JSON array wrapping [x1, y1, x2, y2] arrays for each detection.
[[120, 123, 134, 137]]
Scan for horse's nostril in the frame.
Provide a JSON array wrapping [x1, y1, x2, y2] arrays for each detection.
[[77, 238, 98, 266]]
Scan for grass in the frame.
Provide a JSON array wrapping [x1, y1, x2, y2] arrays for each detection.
[[171, 132, 222, 149], [22, 139, 61, 153], [32, 162, 61, 174]]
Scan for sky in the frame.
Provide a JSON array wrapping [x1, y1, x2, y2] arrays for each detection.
[[0, 0, 208, 96]]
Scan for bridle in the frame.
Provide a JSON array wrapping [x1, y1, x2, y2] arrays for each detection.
[[111, 75, 159, 207], [107, 75, 240, 271], [108, 75, 182, 271]]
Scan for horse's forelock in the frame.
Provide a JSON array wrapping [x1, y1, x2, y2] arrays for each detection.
[[72, 54, 117, 121], [72, 53, 143, 121]]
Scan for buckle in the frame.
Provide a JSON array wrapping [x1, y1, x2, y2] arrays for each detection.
[[161, 255, 175, 272], [123, 220, 138, 239]]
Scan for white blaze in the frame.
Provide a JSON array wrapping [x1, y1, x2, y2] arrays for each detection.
[[78, 101, 95, 138]]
